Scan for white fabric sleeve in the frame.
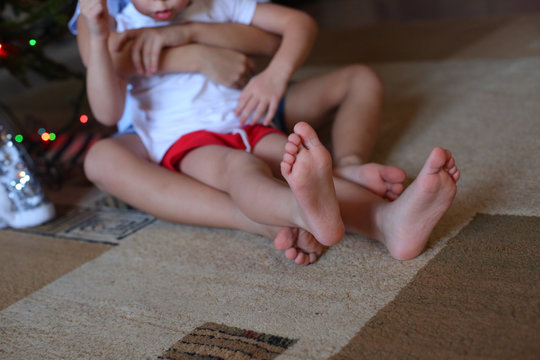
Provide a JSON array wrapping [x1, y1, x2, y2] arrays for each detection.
[[212, 0, 258, 25]]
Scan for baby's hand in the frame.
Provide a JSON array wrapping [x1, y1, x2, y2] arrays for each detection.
[[80, 0, 110, 38], [113, 25, 192, 76], [235, 69, 287, 125], [198, 46, 255, 89]]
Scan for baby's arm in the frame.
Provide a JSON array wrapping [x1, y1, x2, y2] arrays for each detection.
[[112, 22, 280, 76], [157, 44, 258, 89], [236, 3, 317, 125], [79, 0, 127, 126], [77, 18, 279, 88]]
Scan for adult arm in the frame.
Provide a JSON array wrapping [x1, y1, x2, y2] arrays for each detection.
[[236, 3, 318, 124], [77, 16, 280, 86], [251, 4, 317, 87], [113, 21, 280, 75]]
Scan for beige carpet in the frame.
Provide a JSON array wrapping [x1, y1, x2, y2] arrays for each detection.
[[1, 15, 539, 359]]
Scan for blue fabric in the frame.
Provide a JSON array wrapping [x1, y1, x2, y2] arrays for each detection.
[[272, 97, 287, 132], [68, 0, 130, 34]]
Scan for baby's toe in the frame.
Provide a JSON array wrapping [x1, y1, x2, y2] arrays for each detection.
[[285, 248, 298, 261]]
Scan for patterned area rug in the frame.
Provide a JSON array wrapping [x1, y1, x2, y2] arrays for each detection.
[[159, 322, 297, 360]]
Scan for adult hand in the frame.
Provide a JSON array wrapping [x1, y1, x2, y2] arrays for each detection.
[[198, 46, 256, 89], [235, 69, 286, 125], [113, 24, 192, 76]]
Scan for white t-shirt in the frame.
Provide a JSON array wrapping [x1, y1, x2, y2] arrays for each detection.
[[69, 0, 270, 134], [115, 0, 260, 163]]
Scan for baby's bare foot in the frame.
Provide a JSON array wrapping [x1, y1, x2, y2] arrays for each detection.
[[274, 227, 324, 265], [335, 163, 406, 200], [281, 122, 345, 246], [380, 147, 460, 260]]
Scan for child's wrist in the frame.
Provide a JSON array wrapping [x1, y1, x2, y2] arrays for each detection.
[[85, 20, 110, 41], [89, 34, 109, 49], [267, 59, 295, 83], [183, 22, 199, 44]]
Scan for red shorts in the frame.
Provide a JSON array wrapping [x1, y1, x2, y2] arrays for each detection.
[[161, 124, 285, 171]]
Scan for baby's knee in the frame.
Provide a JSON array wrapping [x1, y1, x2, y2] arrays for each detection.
[[225, 150, 272, 177], [83, 139, 116, 186], [345, 64, 384, 97]]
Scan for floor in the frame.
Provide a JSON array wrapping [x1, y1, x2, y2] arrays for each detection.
[[1, 4, 539, 358], [283, 0, 540, 27]]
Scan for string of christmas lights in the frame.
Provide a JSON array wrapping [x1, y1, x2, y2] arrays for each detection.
[[1, 0, 87, 144], [0, 0, 79, 84], [0, 1, 102, 188]]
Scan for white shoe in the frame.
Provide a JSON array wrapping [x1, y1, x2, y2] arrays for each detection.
[[0, 117, 55, 228]]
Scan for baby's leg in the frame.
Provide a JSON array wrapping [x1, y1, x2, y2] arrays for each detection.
[[84, 135, 276, 236], [86, 135, 327, 265], [334, 162, 406, 200], [179, 145, 290, 224], [180, 136, 343, 246], [378, 147, 459, 259], [336, 147, 460, 260], [284, 66, 405, 199], [280, 122, 345, 246]]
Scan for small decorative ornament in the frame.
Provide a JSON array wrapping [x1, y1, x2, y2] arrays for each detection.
[[0, 112, 55, 228]]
